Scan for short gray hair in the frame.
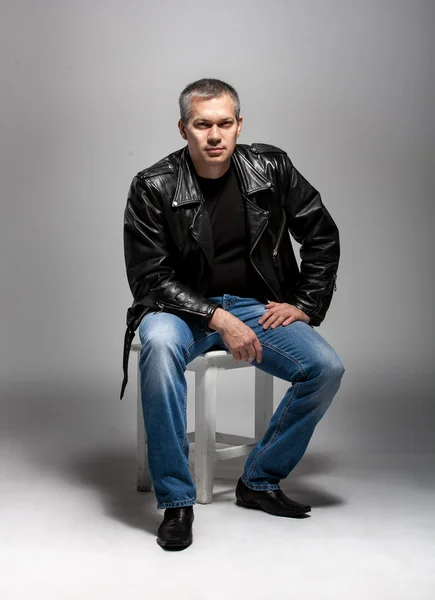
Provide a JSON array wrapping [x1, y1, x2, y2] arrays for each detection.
[[179, 78, 241, 124]]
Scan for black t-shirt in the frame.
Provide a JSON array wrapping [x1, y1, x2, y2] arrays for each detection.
[[190, 156, 271, 301]]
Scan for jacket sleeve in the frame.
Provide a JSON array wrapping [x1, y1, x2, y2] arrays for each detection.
[[124, 174, 222, 331], [282, 155, 340, 326]]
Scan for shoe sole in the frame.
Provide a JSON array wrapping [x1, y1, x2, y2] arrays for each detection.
[[157, 537, 192, 550], [236, 498, 310, 517]]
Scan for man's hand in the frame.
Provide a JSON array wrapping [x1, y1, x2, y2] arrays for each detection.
[[209, 308, 263, 363], [258, 302, 311, 329]]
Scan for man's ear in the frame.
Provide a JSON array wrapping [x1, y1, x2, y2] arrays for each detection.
[[178, 119, 188, 140], [236, 116, 243, 138]]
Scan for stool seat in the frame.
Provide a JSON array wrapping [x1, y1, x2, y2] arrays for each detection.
[[131, 343, 274, 504]]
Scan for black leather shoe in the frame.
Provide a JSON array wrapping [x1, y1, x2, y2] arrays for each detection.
[[156, 506, 194, 550], [236, 478, 311, 518]]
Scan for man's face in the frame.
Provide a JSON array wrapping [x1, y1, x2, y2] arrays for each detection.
[[178, 93, 243, 175]]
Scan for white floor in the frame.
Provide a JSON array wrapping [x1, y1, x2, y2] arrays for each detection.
[[2, 441, 434, 600]]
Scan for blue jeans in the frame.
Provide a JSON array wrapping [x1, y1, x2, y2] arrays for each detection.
[[138, 294, 345, 509]]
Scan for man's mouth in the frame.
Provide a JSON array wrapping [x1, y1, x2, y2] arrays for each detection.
[[206, 147, 224, 154]]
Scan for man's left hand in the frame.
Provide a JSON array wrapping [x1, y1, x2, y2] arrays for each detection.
[[258, 302, 311, 329]]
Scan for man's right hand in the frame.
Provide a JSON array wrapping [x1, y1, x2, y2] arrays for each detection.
[[209, 308, 263, 364]]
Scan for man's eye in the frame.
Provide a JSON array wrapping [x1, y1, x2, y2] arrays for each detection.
[[195, 122, 232, 128]]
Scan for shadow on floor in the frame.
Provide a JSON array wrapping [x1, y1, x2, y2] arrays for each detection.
[[0, 381, 346, 538], [212, 453, 345, 508], [66, 449, 160, 537], [63, 448, 344, 537]]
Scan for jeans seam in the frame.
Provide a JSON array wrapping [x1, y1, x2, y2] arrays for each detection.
[[158, 498, 196, 509], [181, 383, 188, 454], [245, 381, 300, 483], [227, 296, 238, 310], [240, 478, 281, 491]]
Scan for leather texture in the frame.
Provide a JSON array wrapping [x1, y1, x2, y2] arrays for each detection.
[[156, 506, 194, 550], [235, 478, 311, 517], [120, 142, 340, 398]]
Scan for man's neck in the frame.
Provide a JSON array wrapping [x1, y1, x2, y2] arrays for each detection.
[[187, 149, 231, 179]]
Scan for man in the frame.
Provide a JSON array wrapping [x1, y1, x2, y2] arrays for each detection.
[[121, 78, 345, 551]]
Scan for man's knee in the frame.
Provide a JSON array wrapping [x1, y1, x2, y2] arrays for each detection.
[[138, 312, 186, 354], [313, 347, 345, 382]]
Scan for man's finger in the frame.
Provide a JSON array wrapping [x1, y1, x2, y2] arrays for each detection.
[[261, 312, 280, 328], [283, 317, 296, 326], [271, 315, 286, 328], [266, 312, 287, 328], [254, 338, 263, 363], [259, 308, 275, 324]]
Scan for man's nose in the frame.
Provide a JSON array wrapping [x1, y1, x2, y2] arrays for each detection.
[[208, 125, 221, 142]]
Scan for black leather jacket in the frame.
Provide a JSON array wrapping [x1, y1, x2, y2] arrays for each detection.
[[120, 142, 340, 399]]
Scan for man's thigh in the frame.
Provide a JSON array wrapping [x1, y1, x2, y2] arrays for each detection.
[[225, 295, 343, 384], [138, 310, 222, 364]]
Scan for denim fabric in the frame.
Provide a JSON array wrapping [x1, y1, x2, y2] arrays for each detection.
[[138, 294, 345, 509]]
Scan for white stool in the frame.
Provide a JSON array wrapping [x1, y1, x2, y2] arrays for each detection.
[[131, 344, 274, 504]]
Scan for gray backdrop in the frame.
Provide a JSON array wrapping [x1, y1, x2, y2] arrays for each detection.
[[1, 0, 434, 465]]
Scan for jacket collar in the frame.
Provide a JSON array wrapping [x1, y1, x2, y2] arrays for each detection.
[[172, 145, 273, 207]]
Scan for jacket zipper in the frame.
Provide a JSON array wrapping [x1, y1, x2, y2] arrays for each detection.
[[272, 211, 287, 267], [155, 300, 210, 317], [188, 205, 202, 233], [189, 196, 284, 304], [311, 272, 338, 317], [247, 203, 284, 303]]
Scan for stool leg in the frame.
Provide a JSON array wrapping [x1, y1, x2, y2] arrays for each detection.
[[137, 351, 152, 492], [195, 364, 218, 504], [255, 369, 274, 439]]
